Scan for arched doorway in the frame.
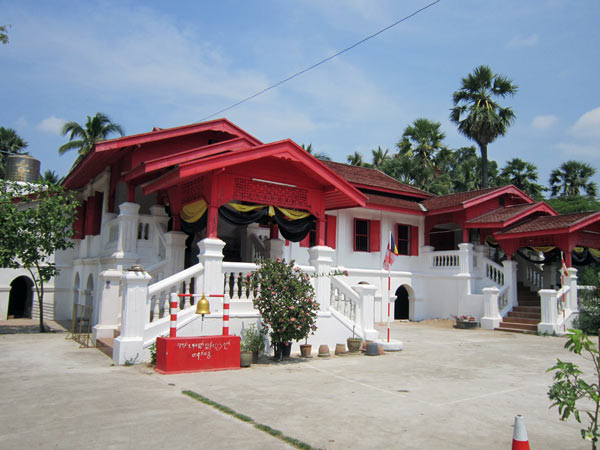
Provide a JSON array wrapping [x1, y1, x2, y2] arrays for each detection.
[[394, 286, 410, 320], [8, 276, 34, 319]]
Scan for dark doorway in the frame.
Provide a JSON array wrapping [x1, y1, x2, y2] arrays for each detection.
[[8, 276, 33, 319], [394, 286, 409, 320]]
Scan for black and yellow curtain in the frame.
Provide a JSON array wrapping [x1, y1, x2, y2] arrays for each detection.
[[180, 199, 315, 242]]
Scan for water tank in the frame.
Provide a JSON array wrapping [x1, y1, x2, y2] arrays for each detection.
[[5, 155, 41, 182]]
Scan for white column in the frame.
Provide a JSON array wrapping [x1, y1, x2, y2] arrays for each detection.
[[567, 267, 578, 311], [197, 238, 225, 299], [265, 238, 284, 261], [538, 289, 558, 335], [480, 286, 500, 330], [165, 231, 187, 276], [458, 243, 474, 275], [503, 259, 518, 309], [353, 284, 379, 341], [113, 267, 152, 365], [308, 246, 335, 312], [92, 269, 122, 341]]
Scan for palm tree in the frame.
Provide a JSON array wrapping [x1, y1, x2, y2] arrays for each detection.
[[0, 127, 28, 178], [59, 113, 124, 165], [301, 143, 331, 161], [450, 65, 518, 188], [40, 170, 63, 185], [347, 151, 365, 166], [397, 118, 447, 169], [371, 146, 390, 170], [549, 160, 598, 198], [500, 158, 544, 199]]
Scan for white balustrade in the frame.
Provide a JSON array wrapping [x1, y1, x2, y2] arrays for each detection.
[[485, 261, 505, 286], [526, 264, 543, 290], [431, 251, 460, 268], [223, 262, 258, 301]]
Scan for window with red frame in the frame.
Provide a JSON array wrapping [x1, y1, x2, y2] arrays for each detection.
[[354, 219, 380, 252], [397, 224, 410, 255]]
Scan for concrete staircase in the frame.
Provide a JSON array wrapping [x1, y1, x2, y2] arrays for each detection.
[[495, 283, 540, 333]]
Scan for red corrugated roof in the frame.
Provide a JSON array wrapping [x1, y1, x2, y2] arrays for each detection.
[[322, 161, 432, 198], [365, 193, 424, 212], [466, 203, 540, 224], [421, 186, 504, 211]]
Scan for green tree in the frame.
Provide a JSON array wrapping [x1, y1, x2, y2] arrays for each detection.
[[500, 158, 545, 199], [40, 170, 63, 185], [548, 329, 600, 449], [0, 24, 10, 44], [59, 113, 124, 165], [546, 196, 600, 215], [0, 180, 79, 332], [450, 146, 501, 192], [450, 65, 518, 188], [301, 143, 331, 161], [0, 127, 28, 178], [397, 118, 447, 169], [370, 146, 390, 170], [550, 160, 598, 198], [347, 151, 365, 166]]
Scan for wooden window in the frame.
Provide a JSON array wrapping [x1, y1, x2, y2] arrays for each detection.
[[397, 224, 410, 255], [308, 221, 317, 247], [354, 219, 380, 252], [325, 215, 337, 249]]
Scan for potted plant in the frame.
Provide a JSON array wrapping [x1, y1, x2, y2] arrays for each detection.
[[246, 258, 319, 361], [300, 338, 312, 358], [347, 325, 362, 353], [241, 323, 267, 363], [455, 315, 479, 329], [240, 340, 253, 368]]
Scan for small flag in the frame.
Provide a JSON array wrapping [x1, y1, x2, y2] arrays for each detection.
[[561, 252, 569, 278], [383, 232, 399, 270]]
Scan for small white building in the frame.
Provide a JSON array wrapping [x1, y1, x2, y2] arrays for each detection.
[[0, 119, 592, 363]]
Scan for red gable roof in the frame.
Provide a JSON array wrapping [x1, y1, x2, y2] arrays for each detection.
[[465, 202, 557, 228], [421, 185, 533, 213], [322, 161, 432, 199], [365, 193, 425, 214], [496, 211, 600, 237]]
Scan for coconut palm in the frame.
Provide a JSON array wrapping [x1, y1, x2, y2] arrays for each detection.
[[371, 146, 390, 170], [500, 158, 544, 199], [450, 65, 518, 188], [40, 170, 63, 185], [301, 143, 331, 161], [347, 151, 365, 166], [549, 160, 598, 198], [0, 127, 28, 178], [59, 113, 124, 165], [397, 118, 447, 169]]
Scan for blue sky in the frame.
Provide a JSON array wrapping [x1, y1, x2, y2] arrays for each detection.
[[2, 0, 599, 192]]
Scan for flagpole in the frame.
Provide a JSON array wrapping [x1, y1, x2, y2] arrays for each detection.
[[387, 263, 391, 342]]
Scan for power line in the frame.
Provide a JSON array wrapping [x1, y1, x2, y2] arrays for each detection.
[[200, 0, 442, 121]]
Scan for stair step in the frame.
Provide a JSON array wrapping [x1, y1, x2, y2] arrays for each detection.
[[507, 311, 541, 320], [498, 322, 538, 332], [96, 338, 114, 359], [513, 306, 541, 313], [501, 317, 539, 325], [494, 327, 536, 334]]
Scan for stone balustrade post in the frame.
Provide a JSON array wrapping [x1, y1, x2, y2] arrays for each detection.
[[567, 267, 578, 311], [197, 238, 226, 303], [164, 231, 187, 277], [92, 269, 122, 342], [113, 267, 152, 365], [538, 289, 558, 335], [503, 259, 518, 309], [116, 202, 140, 260], [308, 246, 335, 312], [353, 283, 379, 341], [458, 243, 474, 275], [480, 286, 500, 330]]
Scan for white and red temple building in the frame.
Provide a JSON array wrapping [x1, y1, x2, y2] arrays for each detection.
[[1, 118, 599, 363]]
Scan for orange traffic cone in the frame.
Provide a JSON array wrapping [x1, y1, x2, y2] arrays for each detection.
[[512, 415, 531, 450]]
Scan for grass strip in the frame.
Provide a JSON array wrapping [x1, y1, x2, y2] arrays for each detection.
[[182, 390, 317, 449]]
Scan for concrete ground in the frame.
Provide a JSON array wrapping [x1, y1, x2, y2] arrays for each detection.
[[0, 319, 592, 449]]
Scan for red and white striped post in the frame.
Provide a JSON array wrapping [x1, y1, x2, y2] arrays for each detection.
[[169, 292, 179, 337], [210, 294, 227, 335]]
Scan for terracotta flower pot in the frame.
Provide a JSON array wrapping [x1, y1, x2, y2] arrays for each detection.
[[347, 338, 362, 353], [300, 344, 312, 357], [240, 351, 253, 367], [335, 343, 347, 355]]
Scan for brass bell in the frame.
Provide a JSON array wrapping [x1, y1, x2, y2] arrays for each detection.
[[195, 293, 210, 316]]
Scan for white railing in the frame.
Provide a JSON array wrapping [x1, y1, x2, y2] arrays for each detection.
[[526, 264, 543, 291], [330, 277, 360, 324], [497, 284, 510, 315], [431, 250, 460, 269], [223, 262, 258, 301], [249, 234, 268, 261], [147, 262, 204, 323], [556, 285, 570, 316], [485, 260, 505, 286]]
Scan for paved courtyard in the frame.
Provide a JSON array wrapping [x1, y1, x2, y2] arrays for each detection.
[[0, 320, 591, 449]]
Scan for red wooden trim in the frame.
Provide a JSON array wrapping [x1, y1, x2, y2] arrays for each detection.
[[369, 220, 381, 253], [73, 203, 86, 239], [410, 225, 419, 256], [300, 234, 310, 247], [365, 201, 425, 216], [127, 183, 136, 203], [353, 183, 432, 199], [317, 217, 326, 246], [326, 215, 337, 249]]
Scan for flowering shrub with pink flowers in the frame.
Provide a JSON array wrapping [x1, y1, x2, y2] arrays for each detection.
[[245, 258, 319, 346]]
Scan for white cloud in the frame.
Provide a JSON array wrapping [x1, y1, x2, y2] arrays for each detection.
[[531, 115, 558, 130], [570, 106, 600, 139], [38, 116, 66, 135], [556, 142, 600, 158], [507, 34, 539, 48]]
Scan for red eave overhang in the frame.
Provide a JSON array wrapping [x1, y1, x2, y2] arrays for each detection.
[[353, 183, 431, 200], [122, 137, 256, 182], [464, 202, 557, 229], [365, 201, 425, 215], [142, 140, 367, 209], [425, 185, 534, 216]]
